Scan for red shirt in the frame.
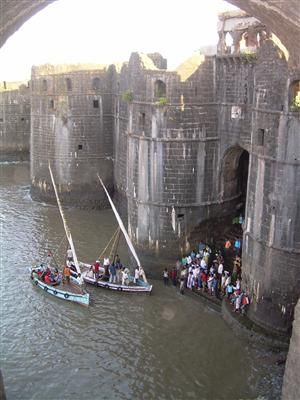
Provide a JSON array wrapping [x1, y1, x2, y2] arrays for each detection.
[[93, 262, 100, 272], [201, 272, 207, 282]]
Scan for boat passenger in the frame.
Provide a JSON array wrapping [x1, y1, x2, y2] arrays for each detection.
[[67, 247, 73, 262], [103, 257, 110, 277], [93, 260, 100, 281], [63, 264, 71, 283], [121, 267, 129, 286], [44, 273, 51, 284], [55, 271, 62, 284], [109, 263, 117, 283], [139, 266, 148, 283], [114, 254, 121, 267], [134, 266, 140, 284], [50, 271, 56, 283], [31, 270, 39, 280], [69, 262, 78, 278]]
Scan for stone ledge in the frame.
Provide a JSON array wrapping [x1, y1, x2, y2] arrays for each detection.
[[186, 287, 290, 350], [222, 298, 290, 350]]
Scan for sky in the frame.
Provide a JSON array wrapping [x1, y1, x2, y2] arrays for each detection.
[[0, 0, 237, 82]]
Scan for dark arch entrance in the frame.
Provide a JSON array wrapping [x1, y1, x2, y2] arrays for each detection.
[[220, 146, 249, 213], [217, 146, 250, 269], [237, 149, 249, 213], [188, 146, 250, 263]]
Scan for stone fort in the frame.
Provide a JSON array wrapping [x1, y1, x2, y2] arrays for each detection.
[[0, 2, 300, 397], [1, 11, 299, 338]]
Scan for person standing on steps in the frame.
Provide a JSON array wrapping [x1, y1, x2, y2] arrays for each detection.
[[163, 268, 169, 285], [179, 277, 185, 294]]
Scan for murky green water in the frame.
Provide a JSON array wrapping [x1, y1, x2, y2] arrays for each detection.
[[0, 162, 284, 400]]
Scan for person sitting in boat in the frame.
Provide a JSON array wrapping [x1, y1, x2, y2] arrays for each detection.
[[41, 266, 50, 281], [69, 262, 78, 278], [49, 271, 57, 283], [31, 269, 40, 280], [54, 270, 62, 284], [44, 269, 52, 285], [67, 247, 73, 262], [63, 264, 71, 283], [121, 267, 129, 286]]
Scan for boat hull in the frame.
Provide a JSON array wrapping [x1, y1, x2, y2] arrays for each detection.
[[82, 270, 152, 293], [30, 271, 90, 306]]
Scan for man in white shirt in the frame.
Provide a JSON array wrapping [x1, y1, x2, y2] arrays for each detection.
[[67, 247, 73, 262], [218, 263, 224, 276], [200, 258, 207, 270]]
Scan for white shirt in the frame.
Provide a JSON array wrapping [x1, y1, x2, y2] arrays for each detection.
[[225, 276, 231, 287], [103, 257, 110, 266], [218, 263, 224, 275]]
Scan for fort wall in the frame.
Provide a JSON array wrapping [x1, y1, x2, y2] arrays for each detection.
[[0, 82, 30, 161], [1, 12, 297, 335], [30, 64, 117, 207]]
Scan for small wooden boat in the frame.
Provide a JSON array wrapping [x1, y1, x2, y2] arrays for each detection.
[[82, 175, 153, 294], [82, 264, 152, 293], [29, 266, 90, 306], [29, 164, 90, 305]]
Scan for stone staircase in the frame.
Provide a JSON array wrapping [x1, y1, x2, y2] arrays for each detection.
[[188, 214, 243, 272]]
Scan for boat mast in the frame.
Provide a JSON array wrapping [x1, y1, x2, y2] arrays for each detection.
[[97, 174, 142, 269], [48, 163, 83, 284]]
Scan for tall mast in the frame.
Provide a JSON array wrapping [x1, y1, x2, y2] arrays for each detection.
[[97, 174, 142, 268], [49, 163, 83, 284]]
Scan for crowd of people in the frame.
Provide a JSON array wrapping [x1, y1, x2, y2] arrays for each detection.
[[163, 240, 251, 315], [89, 254, 147, 286], [31, 263, 63, 285]]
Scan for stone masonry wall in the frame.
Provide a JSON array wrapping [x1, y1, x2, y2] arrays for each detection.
[[0, 82, 30, 161], [242, 41, 300, 333], [282, 299, 300, 400], [30, 64, 116, 207], [115, 52, 259, 257]]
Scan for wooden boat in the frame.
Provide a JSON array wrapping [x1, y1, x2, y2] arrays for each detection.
[[29, 266, 89, 306], [82, 175, 153, 294], [29, 164, 90, 306]]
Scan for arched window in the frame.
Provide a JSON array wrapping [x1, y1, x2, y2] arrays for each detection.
[[154, 80, 166, 98], [92, 77, 100, 90], [42, 79, 47, 91], [290, 80, 300, 110], [239, 32, 249, 52], [66, 78, 72, 91], [225, 32, 233, 54]]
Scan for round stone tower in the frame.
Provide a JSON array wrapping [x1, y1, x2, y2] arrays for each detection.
[[30, 63, 116, 207], [242, 41, 300, 334]]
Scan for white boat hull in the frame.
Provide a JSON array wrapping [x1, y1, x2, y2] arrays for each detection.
[[82, 270, 152, 293], [30, 269, 90, 306]]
